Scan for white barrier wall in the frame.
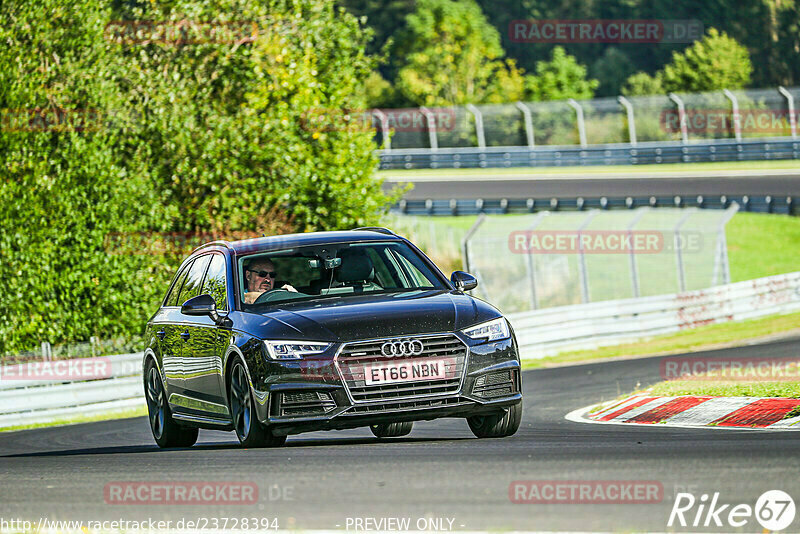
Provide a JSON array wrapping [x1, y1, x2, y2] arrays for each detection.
[[508, 272, 800, 359], [0, 353, 144, 429]]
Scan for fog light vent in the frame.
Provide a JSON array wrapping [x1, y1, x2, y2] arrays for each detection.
[[277, 391, 336, 417], [472, 370, 515, 399]]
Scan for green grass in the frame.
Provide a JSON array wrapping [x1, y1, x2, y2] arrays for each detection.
[[646, 380, 800, 399], [726, 212, 800, 282], [378, 159, 800, 177], [522, 311, 800, 369], [0, 405, 147, 433]]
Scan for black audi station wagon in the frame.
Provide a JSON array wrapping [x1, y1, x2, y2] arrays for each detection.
[[143, 228, 523, 448]]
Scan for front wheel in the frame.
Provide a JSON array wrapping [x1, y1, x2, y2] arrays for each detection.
[[370, 421, 413, 438], [467, 402, 522, 438], [229, 359, 286, 448], [145, 362, 198, 448]]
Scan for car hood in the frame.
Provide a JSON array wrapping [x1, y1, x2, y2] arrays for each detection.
[[237, 290, 501, 342]]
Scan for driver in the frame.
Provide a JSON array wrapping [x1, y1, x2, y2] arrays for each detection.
[[243, 258, 297, 304]]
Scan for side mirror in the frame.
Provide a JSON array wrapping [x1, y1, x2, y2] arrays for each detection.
[[450, 271, 478, 292], [181, 294, 220, 322]]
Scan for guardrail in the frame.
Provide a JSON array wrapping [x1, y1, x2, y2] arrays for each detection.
[[378, 137, 800, 170], [394, 194, 796, 216], [0, 353, 143, 429], [507, 271, 800, 359]]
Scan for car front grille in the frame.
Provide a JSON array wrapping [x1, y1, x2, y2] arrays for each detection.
[[336, 334, 467, 404]]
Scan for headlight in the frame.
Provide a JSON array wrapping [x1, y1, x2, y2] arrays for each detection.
[[461, 318, 510, 342], [264, 341, 331, 360]]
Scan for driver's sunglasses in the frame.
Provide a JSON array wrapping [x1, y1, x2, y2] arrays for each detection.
[[248, 269, 277, 278]]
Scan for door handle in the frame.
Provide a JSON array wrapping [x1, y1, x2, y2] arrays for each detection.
[[180, 331, 190, 341], [156, 330, 166, 340]]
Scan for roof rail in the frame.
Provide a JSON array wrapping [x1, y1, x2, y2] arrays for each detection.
[[353, 226, 397, 236]]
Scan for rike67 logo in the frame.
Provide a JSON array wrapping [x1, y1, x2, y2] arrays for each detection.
[[669, 490, 796, 531]]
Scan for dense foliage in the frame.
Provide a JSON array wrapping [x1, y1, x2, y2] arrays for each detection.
[[623, 30, 752, 96], [339, 0, 785, 100], [0, 0, 400, 354]]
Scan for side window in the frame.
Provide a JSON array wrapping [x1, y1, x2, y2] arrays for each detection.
[[177, 255, 212, 306], [201, 254, 228, 311], [165, 261, 193, 307]]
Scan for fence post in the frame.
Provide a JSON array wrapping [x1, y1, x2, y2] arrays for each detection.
[[461, 213, 486, 273], [668, 93, 689, 145], [618, 96, 637, 146], [41, 341, 52, 362], [711, 203, 739, 285], [626, 207, 650, 297], [778, 86, 797, 139], [567, 99, 587, 148], [466, 104, 486, 149], [372, 109, 391, 151], [419, 107, 439, 151], [722, 89, 742, 142], [522, 212, 549, 310], [673, 208, 696, 292], [577, 210, 600, 303], [515, 102, 535, 147]]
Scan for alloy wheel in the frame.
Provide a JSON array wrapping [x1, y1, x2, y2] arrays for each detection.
[[230, 363, 252, 441], [146, 366, 165, 440]]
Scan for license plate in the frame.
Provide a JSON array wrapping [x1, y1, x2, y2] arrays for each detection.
[[364, 358, 452, 385]]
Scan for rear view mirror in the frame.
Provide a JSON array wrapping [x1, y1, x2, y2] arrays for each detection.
[[181, 294, 220, 322], [450, 271, 478, 291]]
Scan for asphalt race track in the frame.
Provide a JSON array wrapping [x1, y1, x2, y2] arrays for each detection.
[[2, 337, 800, 532], [384, 172, 800, 200]]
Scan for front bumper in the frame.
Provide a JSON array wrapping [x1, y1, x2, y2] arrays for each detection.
[[250, 332, 523, 436]]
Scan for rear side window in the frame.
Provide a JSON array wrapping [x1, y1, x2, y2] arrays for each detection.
[[201, 254, 228, 311], [165, 260, 193, 307], [177, 255, 212, 306]]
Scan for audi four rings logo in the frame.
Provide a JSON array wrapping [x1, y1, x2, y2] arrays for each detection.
[[381, 339, 424, 357]]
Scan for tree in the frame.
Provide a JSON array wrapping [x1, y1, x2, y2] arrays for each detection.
[[622, 72, 664, 97], [0, 0, 401, 354], [393, 0, 526, 106], [660, 28, 752, 93], [524, 46, 599, 101]]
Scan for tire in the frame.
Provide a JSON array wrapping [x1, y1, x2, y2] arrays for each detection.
[[467, 402, 522, 438], [370, 421, 413, 438], [144, 361, 199, 448], [228, 359, 286, 448]]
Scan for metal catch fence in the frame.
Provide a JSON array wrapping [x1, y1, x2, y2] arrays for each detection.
[[462, 205, 739, 314]]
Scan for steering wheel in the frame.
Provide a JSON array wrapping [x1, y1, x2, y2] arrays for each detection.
[[253, 289, 292, 304]]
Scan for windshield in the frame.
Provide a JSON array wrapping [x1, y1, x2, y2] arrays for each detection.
[[237, 241, 447, 308]]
